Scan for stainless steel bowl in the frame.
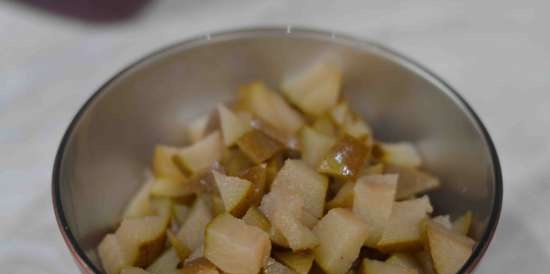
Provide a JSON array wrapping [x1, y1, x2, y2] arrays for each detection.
[[52, 27, 502, 274]]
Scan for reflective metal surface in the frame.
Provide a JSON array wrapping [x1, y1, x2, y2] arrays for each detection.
[[52, 27, 502, 274]]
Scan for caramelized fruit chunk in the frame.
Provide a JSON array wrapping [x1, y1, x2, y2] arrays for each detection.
[[318, 135, 370, 179], [237, 129, 285, 164]]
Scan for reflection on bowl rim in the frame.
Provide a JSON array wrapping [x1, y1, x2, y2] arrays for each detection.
[[52, 26, 503, 274]]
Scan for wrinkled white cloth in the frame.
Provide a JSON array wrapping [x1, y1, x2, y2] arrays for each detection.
[[1, 0, 549, 273]]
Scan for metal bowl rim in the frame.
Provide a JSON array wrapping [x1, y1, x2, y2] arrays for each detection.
[[51, 26, 503, 274]]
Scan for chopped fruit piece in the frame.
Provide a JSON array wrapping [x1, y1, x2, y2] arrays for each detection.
[[425, 221, 475, 274], [330, 101, 351, 126], [377, 196, 433, 252], [173, 204, 190, 224], [281, 62, 342, 116], [150, 198, 173, 226], [167, 230, 191, 262], [361, 259, 417, 274], [326, 182, 355, 209], [384, 165, 440, 200], [386, 253, 423, 273], [270, 227, 290, 247], [313, 115, 337, 137], [414, 251, 436, 274], [373, 143, 422, 168], [120, 267, 151, 274], [174, 132, 223, 176], [150, 178, 197, 198], [251, 117, 300, 151], [98, 234, 128, 274], [362, 163, 384, 176], [452, 211, 472, 236], [318, 135, 370, 179], [185, 245, 204, 264], [205, 214, 271, 274], [218, 104, 252, 146], [213, 171, 253, 217], [299, 127, 336, 168], [242, 206, 271, 232], [301, 210, 319, 229], [274, 251, 315, 274], [431, 215, 452, 230], [266, 154, 284, 188], [238, 165, 268, 206], [180, 258, 220, 274], [237, 129, 284, 164], [176, 198, 213, 250], [211, 195, 225, 216], [146, 248, 180, 274], [236, 81, 304, 134], [123, 180, 155, 219], [272, 159, 329, 218], [153, 145, 187, 183], [260, 189, 319, 251], [264, 258, 299, 274], [221, 148, 255, 176], [115, 216, 168, 268], [353, 174, 398, 247], [342, 115, 371, 140], [313, 208, 369, 274], [187, 114, 210, 143]]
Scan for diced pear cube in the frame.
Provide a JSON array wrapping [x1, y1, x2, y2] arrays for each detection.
[[361, 259, 418, 274], [180, 258, 220, 274], [172, 204, 190, 224], [330, 101, 351, 126], [377, 196, 433, 252], [176, 198, 213, 250], [313, 115, 337, 137], [452, 211, 472, 236], [187, 114, 210, 143], [166, 230, 191, 261], [271, 159, 329, 218], [373, 143, 422, 168], [264, 258, 299, 274], [318, 135, 370, 179], [384, 165, 440, 200], [123, 180, 155, 219], [431, 215, 452, 230], [281, 62, 342, 116], [174, 132, 223, 176], [115, 216, 168, 268], [274, 251, 314, 274], [218, 104, 252, 146], [238, 164, 268, 206], [326, 182, 355, 210], [146, 248, 180, 274], [153, 145, 187, 183], [299, 127, 336, 168], [150, 178, 197, 199], [205, 214, 272, 274], [425, 221, 475, 274], [236, 81, 304, 134], [261, 188, 320, 251], [313, 208, 369, 274], [386, 253, 423, 273], [213, 171, 253, 217], [98, 234, 128, 274], [237, 129, 284, 164], [242, 206, 271, 232], [353, 174, 398, 247]]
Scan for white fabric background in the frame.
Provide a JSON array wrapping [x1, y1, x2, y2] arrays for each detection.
[[1, 0, 549, 273]]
